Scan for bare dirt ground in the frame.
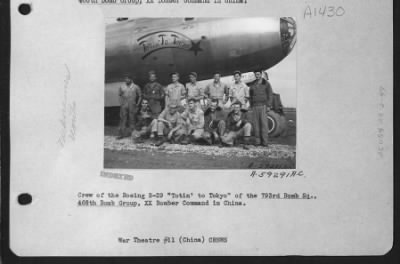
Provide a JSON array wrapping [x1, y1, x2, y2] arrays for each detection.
[[104, 113, 296, 169]]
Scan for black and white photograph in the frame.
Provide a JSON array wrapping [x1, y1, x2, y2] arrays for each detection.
[[104, 17, 297, 169], [5, 0, 393, 258]]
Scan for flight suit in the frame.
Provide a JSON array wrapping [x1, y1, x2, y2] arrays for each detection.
[[249, 79, 273, 145], [119, 83, 141, 137], [143, 81, 165, 115]]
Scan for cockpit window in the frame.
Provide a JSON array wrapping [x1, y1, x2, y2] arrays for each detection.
[[280, 17, 296, 55]]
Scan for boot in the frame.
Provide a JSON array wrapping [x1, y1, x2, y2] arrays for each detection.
[[149, 133, 156, 143], [117, 128, 127, 139], [134, 137, 145, 144], [203, 132, 213, 145], [220, 135, 232, 147], [155, 136, 166, 147], [220, 136, 232, 147], [242, 137, 251, 150], [180, 135, 190, 145], [174, 134, 184, 144], [212, 132, 220, 145]]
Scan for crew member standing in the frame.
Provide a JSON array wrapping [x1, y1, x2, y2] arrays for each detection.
[[118, 75, 142, 139], [185, 72, 205, 109], [204, 71, 229, 106], [165, 72, 186, 112], [229, 70, 250, 109], [143, 70, 165, 115], [249, 69, 273, 146]]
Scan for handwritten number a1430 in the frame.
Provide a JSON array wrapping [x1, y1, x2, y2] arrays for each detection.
[[304, 5, 345, 19]]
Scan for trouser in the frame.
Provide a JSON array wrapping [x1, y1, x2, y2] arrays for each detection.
[[252, 105, 269, 145], [221, 123, 252, 145], [203, 120, 225, 144], [154, 121, 186, 140], [204, 120, 225, 136], [119, 102, 137, 136], [188, 128, 204, 141], [132, 120, 156, 138]]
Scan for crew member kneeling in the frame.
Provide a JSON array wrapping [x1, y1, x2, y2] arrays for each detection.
[[221, 100, 252, 149], [154, 104, 186, 147], [180, 98, 205, 145], [203, 99, 226, 145]]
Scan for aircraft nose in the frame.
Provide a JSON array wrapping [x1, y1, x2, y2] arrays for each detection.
[[280, 17, 297, 55]]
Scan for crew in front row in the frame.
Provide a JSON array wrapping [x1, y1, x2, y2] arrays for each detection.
[[131, 99, 252, 148], [120, 69, 273, 148]]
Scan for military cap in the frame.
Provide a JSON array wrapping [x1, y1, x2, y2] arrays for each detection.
[[213, 71, 221, 75], [170, 72, 180, 77], [231, 99, 242, 107], [124, 74, 133, 80], [187, 97, 197, 103]]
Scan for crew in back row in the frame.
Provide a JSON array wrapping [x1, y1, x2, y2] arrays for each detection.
[[119, 69, 273, 147], [142, 70, 249, 113]]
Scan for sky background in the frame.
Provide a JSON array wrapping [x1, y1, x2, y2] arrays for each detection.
[[266, 47, 296, 108]]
